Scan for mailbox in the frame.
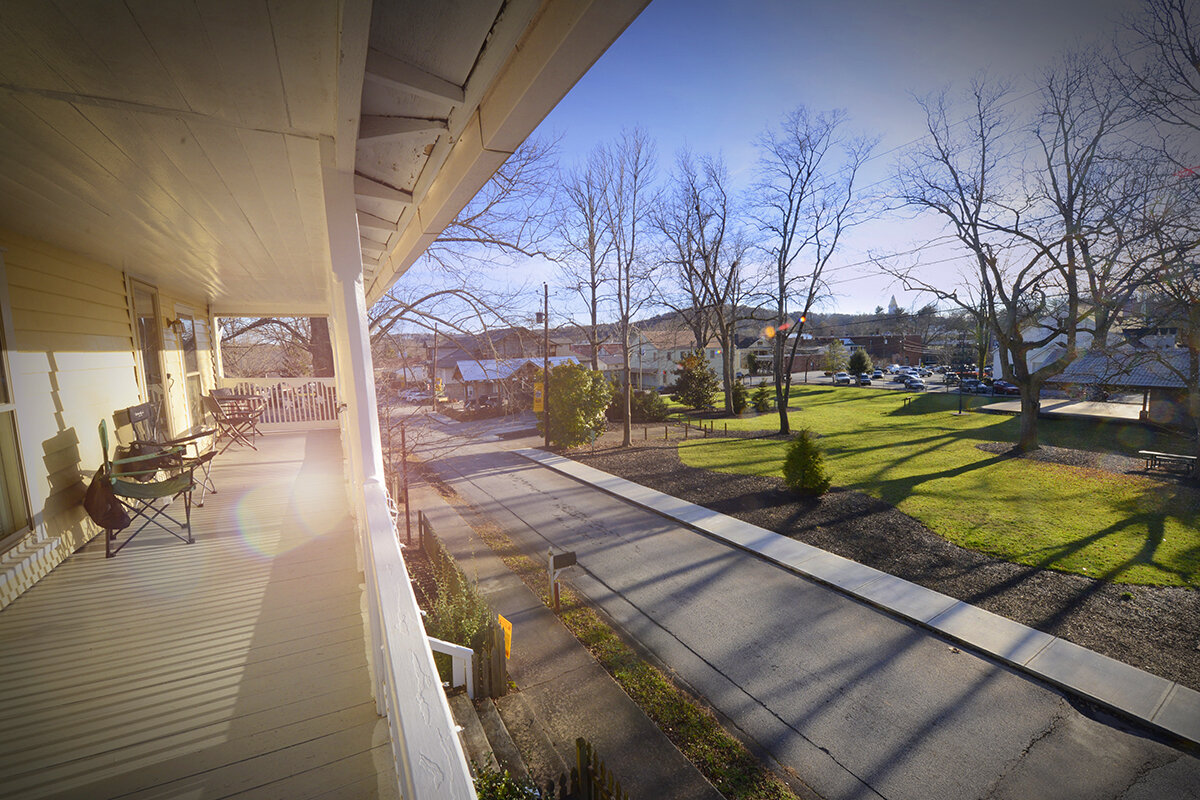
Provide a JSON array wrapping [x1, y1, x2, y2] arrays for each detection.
[[550, 550, 576, 571]]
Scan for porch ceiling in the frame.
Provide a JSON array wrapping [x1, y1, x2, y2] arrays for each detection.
[[0, 0, 646, 316]]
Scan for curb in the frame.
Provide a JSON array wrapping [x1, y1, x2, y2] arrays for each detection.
[[514, 448, 1200, 749]]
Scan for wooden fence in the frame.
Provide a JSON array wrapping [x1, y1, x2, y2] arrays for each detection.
[[416, 510, 508, 699], [575, 738, 630, 800]]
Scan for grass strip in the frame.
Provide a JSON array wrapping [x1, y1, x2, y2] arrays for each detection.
[[421, 467, 801, 800]]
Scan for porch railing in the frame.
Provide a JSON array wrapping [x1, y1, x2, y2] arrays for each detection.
[[217, 377, 339, 429], [361, 479, 476, 798]]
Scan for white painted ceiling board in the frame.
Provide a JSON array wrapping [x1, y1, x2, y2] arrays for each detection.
[[50, 0, 188, 110], [268, 0, 339, 135], [1, 1, 122, 101], [124, 0, 232, 120], [359, 82, 452, 120], [356, 134, 439, 190], [195, 0, 291, 131], [0, 97, 193, 267], [238, 128, 314, 275], [368, 0, 503, 86], [0, 12, 74, 91]]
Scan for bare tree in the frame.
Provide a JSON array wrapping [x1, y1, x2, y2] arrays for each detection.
[[418, 136, 562, 275], [654, 150, 754, 414], [599, 127, 658, 447], [753, 107, 876, 434], [219, 316, 331, 377], [1114, 0, 1200, 135], [365, 136, 562, 387], [890, 59, 1170, 451], [558, 150, 612, 371]]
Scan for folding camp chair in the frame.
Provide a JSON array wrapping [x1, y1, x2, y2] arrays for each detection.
[[203, 393, 263, 454], [115, 402, 218, 506], [98, 419, 198, 558]]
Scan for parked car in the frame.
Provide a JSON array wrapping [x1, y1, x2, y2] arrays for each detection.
[[958, 378, 981, 392], [398, 387, 430, 401], [857, 373, 872, 385], [991, 380, 1020, 396], [872, 369, 884, 379], [905, 378, 926, 391], [972, 382, 993, 394], [833, 371, 853, 385]]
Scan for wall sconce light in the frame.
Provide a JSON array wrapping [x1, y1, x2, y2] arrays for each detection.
[[165, 317, 186, 334]]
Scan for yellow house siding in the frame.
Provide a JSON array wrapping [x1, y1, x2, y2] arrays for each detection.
[[0, 230, 140, 608]]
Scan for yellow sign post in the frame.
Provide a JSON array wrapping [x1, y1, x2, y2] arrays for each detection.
[[498, 614, 512, 659]]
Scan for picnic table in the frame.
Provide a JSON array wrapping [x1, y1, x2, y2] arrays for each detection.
[[1138, 450, 1197, 475]]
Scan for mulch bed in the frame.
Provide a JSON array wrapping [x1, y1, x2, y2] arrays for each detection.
[[569, 425, 1200, 691]]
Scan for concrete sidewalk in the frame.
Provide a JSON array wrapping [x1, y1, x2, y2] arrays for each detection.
[[408, 481, 724, 800], [516, 448, 1200, 749]]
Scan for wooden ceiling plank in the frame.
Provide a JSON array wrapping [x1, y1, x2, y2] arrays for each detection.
[[188, 121, 285, 278], [2, 2, 120, 104], [284, 133, 332, 298], [353, 175, 413, 207], [267, 0, 338, 136], [50, 0, 188, 110], [194, 0, 290, 131], [358, 115, 447, 144], [0, 97, 193, 264], [124, 0, 232, 121], [364, 48, 464, 106], [356, 210, 397, 235], [0, 15, 73, 92], [238, 128, 313, 274]]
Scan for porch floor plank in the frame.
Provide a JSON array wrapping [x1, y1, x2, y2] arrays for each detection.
[[0, 430, 397, 800]]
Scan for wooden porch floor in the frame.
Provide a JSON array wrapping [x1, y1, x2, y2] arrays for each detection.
[[0, 430, 398, 800]]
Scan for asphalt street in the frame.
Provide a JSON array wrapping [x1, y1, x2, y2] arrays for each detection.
[[421, 422, 1199, 800]]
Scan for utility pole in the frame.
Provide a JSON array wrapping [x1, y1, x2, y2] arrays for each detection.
[[431, 323, 438, 412], [543, 282, 550, 448]]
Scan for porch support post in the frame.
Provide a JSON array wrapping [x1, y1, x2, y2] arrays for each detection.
[[322, 138, 387, 723], [211, 314, 225, 387], [323, 154, 385, 491]]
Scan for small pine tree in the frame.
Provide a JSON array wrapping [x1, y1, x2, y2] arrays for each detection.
[[673, 349, 720, 410], [751, 385, 773, 412], [848, 348, 873, 375], [731, 381, 748, 415], [782, 429, 832, 496]]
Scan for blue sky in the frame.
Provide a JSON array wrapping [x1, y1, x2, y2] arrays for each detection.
[[520, 0, 1139, 316]]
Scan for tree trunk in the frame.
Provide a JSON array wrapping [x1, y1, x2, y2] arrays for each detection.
[[775, 333, 790, 435], [1016, 387, 1041, 452], [720, 332, 733, 416], [310, 317, 335, 377], [621, 318, 632, 447]]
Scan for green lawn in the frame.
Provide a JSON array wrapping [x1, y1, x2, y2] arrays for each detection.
[[675, 387, 1200, 587]]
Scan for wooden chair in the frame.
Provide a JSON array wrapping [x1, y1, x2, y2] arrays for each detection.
[[115, 402, 218, 506], [98, 419, 197, 558]]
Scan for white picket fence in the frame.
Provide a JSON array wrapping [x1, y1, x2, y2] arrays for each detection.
[[217, 377, 340, 430]]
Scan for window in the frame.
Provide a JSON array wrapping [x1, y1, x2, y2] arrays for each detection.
[[0, 254, 31, 544]]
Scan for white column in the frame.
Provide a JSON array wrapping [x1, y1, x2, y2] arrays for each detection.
[[323, 150, 385, 492]]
